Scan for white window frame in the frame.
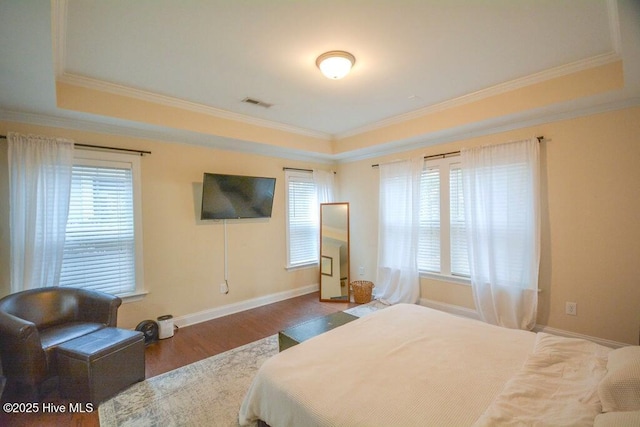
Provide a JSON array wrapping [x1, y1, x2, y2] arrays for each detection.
[[59, 149, 146, 300], [284, 169, 319, 269], [418, 156, 470, 283]]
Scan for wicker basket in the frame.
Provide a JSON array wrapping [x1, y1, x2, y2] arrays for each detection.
[[351, 281, 374, 304]]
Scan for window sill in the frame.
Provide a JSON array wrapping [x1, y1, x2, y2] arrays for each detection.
[[419, 273, 543, 293], [119, 290, 149, 303], [419, 271, 471, 286], [285, 262, 318, 272]]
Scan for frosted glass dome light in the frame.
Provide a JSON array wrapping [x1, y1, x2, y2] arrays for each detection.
[[316, 51, 356, 80]]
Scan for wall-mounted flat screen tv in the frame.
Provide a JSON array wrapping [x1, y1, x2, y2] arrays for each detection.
[[201, 173, 276, 220]]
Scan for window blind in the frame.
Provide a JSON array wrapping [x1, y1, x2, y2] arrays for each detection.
[[59, 163, 136, 295], [418, 160, 469, 278], [482, 161, 531, 283], [449, 167, 469, 276], [286, 171, 318, 267], [418, 166, 440, 272]]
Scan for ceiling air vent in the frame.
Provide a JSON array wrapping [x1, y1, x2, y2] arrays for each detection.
[[241, 97, 273, 108]]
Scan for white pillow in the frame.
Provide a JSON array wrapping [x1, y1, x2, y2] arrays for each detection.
[[598, 346, 640, 412]]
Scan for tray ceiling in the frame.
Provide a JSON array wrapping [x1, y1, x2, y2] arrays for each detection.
[[1, 0, 639, 161]]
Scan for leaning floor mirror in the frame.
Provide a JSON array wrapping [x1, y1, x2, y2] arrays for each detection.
[[319, 202, 350, 302]]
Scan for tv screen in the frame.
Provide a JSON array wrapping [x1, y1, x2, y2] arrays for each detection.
[[201, 173, 276, 220]]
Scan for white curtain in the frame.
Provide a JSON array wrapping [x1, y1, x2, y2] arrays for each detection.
[[313, 169, 335, 261], [375, 158, 422, 304], [462, 138, 540, 330], [8, 132, 74, 293], [313, 169, 335, 204]]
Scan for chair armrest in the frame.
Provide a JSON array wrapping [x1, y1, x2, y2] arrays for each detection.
[[0, 311, 46, 386], [0, 310, 38, 340], [76, 289, 122, 326]]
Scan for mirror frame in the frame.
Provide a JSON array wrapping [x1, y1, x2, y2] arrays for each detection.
[[319, 202, 350, 302]]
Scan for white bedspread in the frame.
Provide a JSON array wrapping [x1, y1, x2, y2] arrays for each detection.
[[474, 332, 611, 426], [239, 303, 537, 427]]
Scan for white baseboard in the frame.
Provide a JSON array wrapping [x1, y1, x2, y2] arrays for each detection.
[[171, 291, 628, 348], [419, 298, 628, 348], [173, 283, 319, 328]]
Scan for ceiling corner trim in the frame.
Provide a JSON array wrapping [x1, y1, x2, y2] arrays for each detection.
[[607, 0, 622, 55], [51, 0, 68, 78]]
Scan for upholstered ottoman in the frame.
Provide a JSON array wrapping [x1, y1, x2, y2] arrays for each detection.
[[57, 327, 145, 404]]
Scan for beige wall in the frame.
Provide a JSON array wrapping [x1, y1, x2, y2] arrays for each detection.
[[0, 122, 325, 328], [342, 106, 640, 345], [1, 106, 639, 343]]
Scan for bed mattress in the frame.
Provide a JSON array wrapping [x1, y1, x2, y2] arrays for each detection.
[[239, 303, 540, 426]]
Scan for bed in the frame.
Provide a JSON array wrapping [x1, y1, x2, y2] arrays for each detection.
[[239, 303, 640, 426]]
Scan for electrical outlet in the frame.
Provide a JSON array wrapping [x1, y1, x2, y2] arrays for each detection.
[[220, 282, 229, 294], [565, 302, 577, 316], [359, 266, 365, 276]]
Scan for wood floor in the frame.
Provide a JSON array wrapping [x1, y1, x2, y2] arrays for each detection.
[[0, 292, 354, 427]]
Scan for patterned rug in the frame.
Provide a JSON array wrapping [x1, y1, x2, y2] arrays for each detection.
[[344, 299, 389, 317], [99, 335, 278, 427], [99, 301, 387, 426]]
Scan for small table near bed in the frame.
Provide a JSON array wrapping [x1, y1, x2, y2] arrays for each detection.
[[278, 311, 358, 351]]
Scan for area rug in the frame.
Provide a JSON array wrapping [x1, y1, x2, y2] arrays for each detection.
[[344, 299, 389, 317], [99, 301, 387, 426], [99, 335, 278, 427]]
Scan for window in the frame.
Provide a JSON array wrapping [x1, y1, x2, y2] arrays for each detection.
[[417, 157, 469, 278], [470, 161, 533, 283], [59, 150, 144, 297], [449, 167, 469, 276], [285, 169, 319, 268]]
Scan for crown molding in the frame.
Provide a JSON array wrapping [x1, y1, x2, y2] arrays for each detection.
[[52, 0, 623, 147], [333, 96, 640, 164], [52, 0, 68, 78], [0, 109, 337, 164], [56, 50, 621, 149], [336, 51, 622, 140], [9, 0, 639, 166], [337, 0, 620, 140], [2, 96, 638, 165], [57, 73, 332, 141], [607, 0, 622, 55], [51, 0, 331, 141]]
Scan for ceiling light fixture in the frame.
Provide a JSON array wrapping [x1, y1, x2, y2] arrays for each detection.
[[316, 51, 356, 80]]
